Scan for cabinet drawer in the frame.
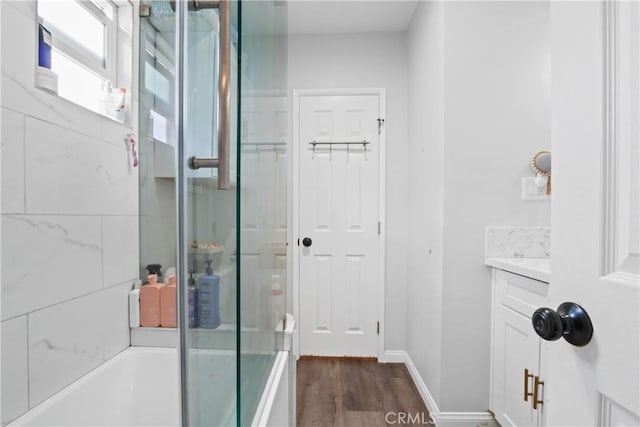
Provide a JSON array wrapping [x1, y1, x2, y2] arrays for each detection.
[[494, 270, 549, 318]]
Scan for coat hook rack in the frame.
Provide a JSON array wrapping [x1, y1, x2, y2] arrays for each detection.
[[309, 140, 370, 155]]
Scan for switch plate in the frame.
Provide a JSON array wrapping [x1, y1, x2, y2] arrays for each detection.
[[522, 177, 548, 200]]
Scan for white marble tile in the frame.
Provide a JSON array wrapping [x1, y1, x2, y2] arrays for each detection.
[[4, 0, 36, 20], [1, 315, 29, 425], [101, 283, 134, 359], [485, 226, 551, 258], [25, 117, 138, 215], [1, 108, 25, 213], [1, 215, 102, 320], [101, 117, 135, 149], [28, 283, 131, 407], [103, 216, 140, 288], [0, 1, 34, 87]]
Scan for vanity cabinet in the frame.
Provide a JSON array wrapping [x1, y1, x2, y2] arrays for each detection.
[[490, 269, 549, 427]]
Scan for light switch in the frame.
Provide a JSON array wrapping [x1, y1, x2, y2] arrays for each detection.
[[522, 177, 548, 200]]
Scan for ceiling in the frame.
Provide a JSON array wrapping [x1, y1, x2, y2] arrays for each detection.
[[287, 1, 418, 35]]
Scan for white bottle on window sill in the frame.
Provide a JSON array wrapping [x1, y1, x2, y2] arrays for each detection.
[[98, 80, 113, 117], [112, 87, 127, 122]]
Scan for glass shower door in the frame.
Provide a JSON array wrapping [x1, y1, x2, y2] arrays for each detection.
[[238, 2, 288, 425], [173, 0, 288, 426], [176, 1, 239, 425]]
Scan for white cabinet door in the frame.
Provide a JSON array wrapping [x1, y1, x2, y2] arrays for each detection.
[[547, 2, 640, 425], [493, 305, 541, 427], [492, 270, 546, 427]]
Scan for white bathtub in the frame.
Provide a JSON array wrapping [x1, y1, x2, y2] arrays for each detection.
[[8, 346, 293, 427], [9, 347, 180, 427]]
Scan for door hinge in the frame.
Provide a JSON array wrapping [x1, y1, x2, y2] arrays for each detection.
[[378, 221, 381, 235], [377, 321, 380, 335], [377, 118, 385, 135]]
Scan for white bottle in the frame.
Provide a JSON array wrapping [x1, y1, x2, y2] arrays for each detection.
[[98, 80, 113, 118], [129, 279, 142, 328]]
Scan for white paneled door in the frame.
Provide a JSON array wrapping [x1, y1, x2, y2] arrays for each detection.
[[547, 2, 639, 425], [298, 93, 381, 357]]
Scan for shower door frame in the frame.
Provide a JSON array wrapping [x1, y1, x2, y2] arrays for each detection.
[[291, 87, 387, 361]]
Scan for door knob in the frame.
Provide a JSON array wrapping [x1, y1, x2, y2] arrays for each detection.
[[532, 302, 593, 347], [302, 237, 312, 247]]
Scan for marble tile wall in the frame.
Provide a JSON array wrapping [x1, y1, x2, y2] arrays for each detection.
[[485, 226, 551, 258], [1, 1, 140, 424]]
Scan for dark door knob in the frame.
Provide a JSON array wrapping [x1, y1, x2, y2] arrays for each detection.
[[532, 302, 593, 347], [302, 237, 312, 247]]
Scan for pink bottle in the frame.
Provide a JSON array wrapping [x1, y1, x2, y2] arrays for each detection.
[[140, 274, 163, 327], [160, 274, 177, 327]]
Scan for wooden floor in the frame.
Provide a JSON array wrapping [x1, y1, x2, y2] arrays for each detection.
[[297, 357, 432, 426]]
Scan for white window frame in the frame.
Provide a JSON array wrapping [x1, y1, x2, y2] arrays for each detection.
[[38, 0, 118, 83]]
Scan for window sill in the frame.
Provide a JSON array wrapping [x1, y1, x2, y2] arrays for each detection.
[[35, 67, 130, 128]]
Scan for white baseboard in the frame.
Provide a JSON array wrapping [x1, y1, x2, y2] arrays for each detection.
[[402, 351, 440, 418], [380, 350, 406, 363], [400, 351, 499, 427]]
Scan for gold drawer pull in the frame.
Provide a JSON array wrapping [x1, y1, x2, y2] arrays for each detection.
[[533, 375, 544, 409], [524, 369, 534, 401]]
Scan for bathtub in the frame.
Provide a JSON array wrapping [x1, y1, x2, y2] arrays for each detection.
[[8, 344, 293, 427], [9, 347, 180, 426]]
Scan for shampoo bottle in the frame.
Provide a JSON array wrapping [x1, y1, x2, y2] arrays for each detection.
[[140, 274, 163, 327], [198, 260, 220, 329], [188, 269, 198, 328], [146, 264, 163, 283], [160, 274, 177, 327]]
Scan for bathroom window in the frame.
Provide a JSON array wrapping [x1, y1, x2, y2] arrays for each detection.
[[37, 0, 133, 120]]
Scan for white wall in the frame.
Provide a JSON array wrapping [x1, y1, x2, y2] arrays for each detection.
[[406, 0, 445, 406], [289, 32, 409, 351], [1, 2, 139, 424], [406, 0, 551, 413]]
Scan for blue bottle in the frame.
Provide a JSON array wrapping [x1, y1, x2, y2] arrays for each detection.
[[38, 23, 52, 69], [198, 260, 220, 329], [188, 269, 198, 328]]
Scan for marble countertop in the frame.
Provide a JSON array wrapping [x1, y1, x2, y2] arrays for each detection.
[[485, 257, 550, 283]]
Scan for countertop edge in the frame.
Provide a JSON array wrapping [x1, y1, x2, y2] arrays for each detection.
[[485, 258, 550, 283]]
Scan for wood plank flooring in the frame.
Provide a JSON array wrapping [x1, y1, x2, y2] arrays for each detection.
[[297, 357, 432, 426]]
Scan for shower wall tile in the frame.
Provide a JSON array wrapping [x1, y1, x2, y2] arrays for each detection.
[[4, 0, 36, 20], [485, 226, 551, 258], [0, 2, 35, 93], [103, 216, 140, 288], [101, 117, 134, 149], [1, 1, 139, 423], [1, 107, 25, 214], [99, 283, 132, 360], [1, 215, 102, 320], [25, 117, 138, 216], [1, 315, 29, 425], [27, 283, 131, 408]]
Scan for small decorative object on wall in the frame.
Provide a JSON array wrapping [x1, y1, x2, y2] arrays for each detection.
[[126, 133, 139, 168], [531, 150, 551, 195]]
